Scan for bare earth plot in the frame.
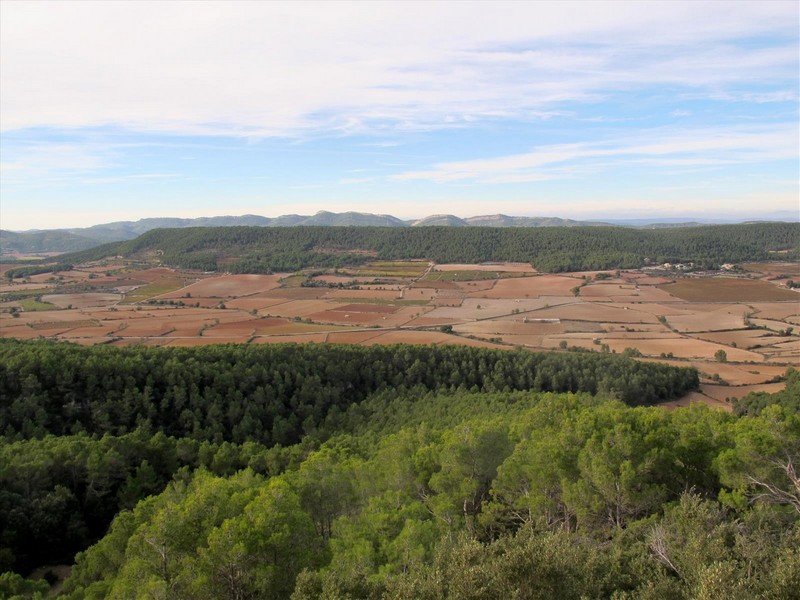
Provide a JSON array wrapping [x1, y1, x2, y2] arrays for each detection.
[[660, 277, 799, 302], [432, 262, 535, 273], [470, 275, 579, 299]]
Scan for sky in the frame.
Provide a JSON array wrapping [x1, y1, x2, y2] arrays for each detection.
[[1, 0, 798, 231]]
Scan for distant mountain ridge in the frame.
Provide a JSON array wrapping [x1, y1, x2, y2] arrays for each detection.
[[1, 210, 796, 254]]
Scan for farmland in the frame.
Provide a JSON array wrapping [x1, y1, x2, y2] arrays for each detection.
[[1, 259, 797, 406]]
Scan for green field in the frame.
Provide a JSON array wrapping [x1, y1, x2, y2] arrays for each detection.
[[0, 288, 53, 302], [348, 260, 429, 277], [123, 277, 189, 303], [18, 298, 59, 311], [278, 274, 309, 287]]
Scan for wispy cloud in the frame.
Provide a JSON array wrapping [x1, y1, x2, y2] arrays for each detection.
[[336, 177, 375, 185], [1, 2, 796, 137], [79, 173, 180, 185], [394, 125, 798, 183]]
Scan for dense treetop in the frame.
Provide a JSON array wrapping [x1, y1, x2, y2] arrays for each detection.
[[1, 338, 798, 598], [0, 340, 697, 444], [51, 393, 800, 600]]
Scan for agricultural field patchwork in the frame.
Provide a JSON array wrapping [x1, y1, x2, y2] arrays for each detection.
[[1, 260, 797, 405]]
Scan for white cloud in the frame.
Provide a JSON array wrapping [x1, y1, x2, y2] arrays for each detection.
[[0, 142, 118, 186], [1, 1, 796, 136], [393, 124, 799, 183]]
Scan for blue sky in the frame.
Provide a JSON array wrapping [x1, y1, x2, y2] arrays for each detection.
[[1, 1, 798, 230]]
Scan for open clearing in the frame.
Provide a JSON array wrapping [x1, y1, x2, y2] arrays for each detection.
[[2, 261, 796, 401]]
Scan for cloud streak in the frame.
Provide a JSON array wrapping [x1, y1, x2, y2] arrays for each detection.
[[1, 1, 797, 137], [393, 125, 798, 183]]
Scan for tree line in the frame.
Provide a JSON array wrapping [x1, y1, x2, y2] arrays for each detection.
[[57, 222, 800, 273], [0, 340, 698, 446]]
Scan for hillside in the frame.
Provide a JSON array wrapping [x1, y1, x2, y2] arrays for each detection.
[[412, 214, 470, 227], [52, 221, 800, 274], [5, 211, 787, 254], [0, 229, 99, 253], [464, 214, 611, 227]]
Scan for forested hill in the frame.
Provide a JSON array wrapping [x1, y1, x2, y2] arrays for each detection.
[[58, 222, 800, 273], [1, 341, 797, 598]]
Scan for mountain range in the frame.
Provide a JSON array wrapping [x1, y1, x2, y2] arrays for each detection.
[[1, 210, 795, 254]]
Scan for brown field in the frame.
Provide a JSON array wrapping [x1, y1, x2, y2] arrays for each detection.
[[263, 287, 328, 300], [743, 262, 800, 276], [473, 275, 578, 299], [484, 333, 545, 346], [645, 360, 790, 386], [691, 329, 790, 349], [224, 297, 293, 311], [42, 293, 122, 309], [700, 382, 787, 402], [748, 302, 800, 321], [60, 323, 121, 338], [660, 390, 732, 412], [401, 288, 439, 300], [335, 303, 399, 314], [749, 317, 797, 332], [660, 277, 798, 302], [618, 286, 678, 303], [579, 284, 639, 298], [666, 306, 749, 332], [534, 303, 662, 324], [115, 318, 190, 337], [162, 274, 282, 298], [455, 280, 496, 293], [411, 280, 461, 290], [3, 262, 796, 408], [164, 337, 251, 347], [630, 276, 675, 285], [128, 268, 181, 283], [326, 330, 388, 344], [425, 298, 550, 321], [251, 333, 328, 344], [432, 299, 464, 308], [403, 316, 462, 327], [433, 262, 535, 273], [455, 320, 565, 335], [346, 261, 428, 277], [324, 289, 402, 300], [600, 337, 762, 362], [262, 299, 340, 319]]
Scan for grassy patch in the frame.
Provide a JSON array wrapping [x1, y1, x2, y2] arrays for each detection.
[[123, 277, 189, 303], [0, 288, 54, 301], [422, 270, 532, 282], [29, 319, 99, 330], [348, 261, 429, 277], [18, 298, 59, 311], [279, 274, 309, 288]]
